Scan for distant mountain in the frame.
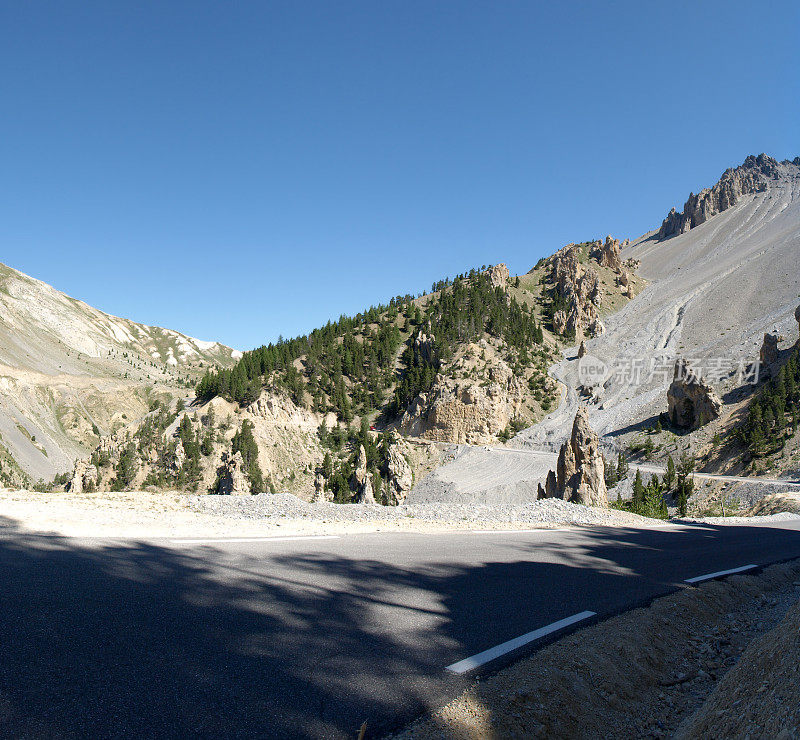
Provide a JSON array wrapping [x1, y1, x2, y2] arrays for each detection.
[[0, 261, 239, 485]]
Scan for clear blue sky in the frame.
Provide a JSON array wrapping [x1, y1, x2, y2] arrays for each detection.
[[1, 1, 797, 350]]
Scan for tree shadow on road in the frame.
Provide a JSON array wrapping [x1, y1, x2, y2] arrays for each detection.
[[0, 517, 798, 738]]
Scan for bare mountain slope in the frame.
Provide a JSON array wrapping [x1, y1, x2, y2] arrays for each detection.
[[516, 155, 800, 450], [413, 154, 800, 504], [0, 261, 240, 483]]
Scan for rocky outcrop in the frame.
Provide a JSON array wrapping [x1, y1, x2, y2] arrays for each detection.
[[399, 341, 526, 444], [656, 154, 796, 239], [538, 406, 607, 507], [759, 333, 780, 377], [666, 359, 722, 430], [795, 305, 800, 338], [541, 469, 558, 499], [577, 341, 587, 359], [413, 331, 437, 365], [384, 433, 413, 505], [485, 263, 510, 289], [214, 451, 250, 494], [353, 444, 376, 504], [246, 390, 330, 429], [550, 244, 604, 338], [69, 460, 98, 493], [592, 236, 624, 273], [312, 472, 331, 503]]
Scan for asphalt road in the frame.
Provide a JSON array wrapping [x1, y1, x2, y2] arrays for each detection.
[[2, 519, 800, 738], [458, 444, 800, 487]]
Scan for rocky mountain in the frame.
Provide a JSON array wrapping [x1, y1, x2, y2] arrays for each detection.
[[0, 261, 240, 485], [657, 154, 800, 239], [12, 150, 796, 514], [60, 245, 643, 503]]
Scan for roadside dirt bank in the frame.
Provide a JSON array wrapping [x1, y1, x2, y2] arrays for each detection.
[[394, 560, 800, 739]]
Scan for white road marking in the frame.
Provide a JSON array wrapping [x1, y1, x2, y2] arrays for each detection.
[[471, 528, 569, 534], [445, 611, 596, 674], [684, 564, 757, 584], [170, 535, 341, 544]]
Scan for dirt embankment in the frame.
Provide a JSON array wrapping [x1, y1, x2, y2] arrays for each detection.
[[396, 561, 800, 739], [676, 591, 800, 738]]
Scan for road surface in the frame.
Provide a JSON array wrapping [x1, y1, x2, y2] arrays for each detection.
[[1, 519, 799, 738], [460, 443, 800, 487]]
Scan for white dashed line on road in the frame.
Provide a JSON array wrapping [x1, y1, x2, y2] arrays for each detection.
[[684, 564, 757, 584], [445, 611, 596, 674]]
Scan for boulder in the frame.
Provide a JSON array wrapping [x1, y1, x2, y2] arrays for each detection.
[[538, 407, 607, 507], [577, 341, 587, 359], [667, 359, 722, 430]]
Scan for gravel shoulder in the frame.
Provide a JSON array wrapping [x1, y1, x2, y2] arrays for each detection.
[[1, 488, 797, 539], [395, 560, 800, 740], [0, 489, 665, 538]]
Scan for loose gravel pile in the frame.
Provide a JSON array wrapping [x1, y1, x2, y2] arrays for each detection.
[[676, 589, 800, 738], [188, 493, 659, 528]]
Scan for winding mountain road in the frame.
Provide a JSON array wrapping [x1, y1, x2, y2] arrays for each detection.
[[2, 518, 800, 738], [446, 443, 800, 488]]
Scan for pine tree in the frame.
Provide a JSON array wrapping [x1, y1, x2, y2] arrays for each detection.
[[232, 420, 265, 493], [664, 456, 676, 490], [633, 470, 645, 506], [617, 450, 629, 479], [675, 454, 695, 517]]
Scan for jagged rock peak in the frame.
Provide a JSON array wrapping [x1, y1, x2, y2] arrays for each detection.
[[759, 332, 781, 377], [398, 340, 526, 445], [549, 245, 604, 339], [353, 444, 377, 504], [657, 154, 799, 240], [591, 236, 624, 273], [484, 263, 510, 289], [538, 406, 607, 507], [384, 432, 413, 505]]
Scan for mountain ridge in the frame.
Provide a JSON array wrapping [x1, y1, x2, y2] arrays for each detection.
[[0, 259, 240, 484]]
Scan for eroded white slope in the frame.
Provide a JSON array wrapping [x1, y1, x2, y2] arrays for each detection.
[[0, 261, 240, 481], [411, 162, 800, 503], [516, 164, 800, 451]]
